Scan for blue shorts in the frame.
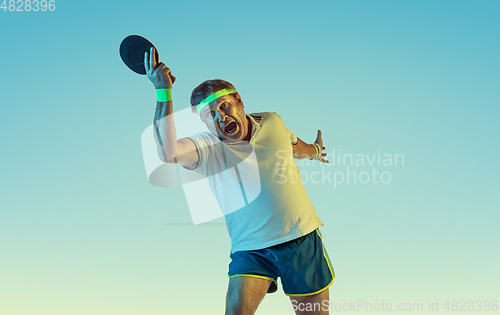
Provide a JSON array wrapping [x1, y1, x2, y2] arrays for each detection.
[[228, 229, 334, 296]]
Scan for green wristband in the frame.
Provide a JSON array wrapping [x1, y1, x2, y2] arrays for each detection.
[[156, 89, 172, 102]]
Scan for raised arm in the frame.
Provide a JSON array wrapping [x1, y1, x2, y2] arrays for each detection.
[[145, 48, 198, 167], [293, 130, 329, 163]]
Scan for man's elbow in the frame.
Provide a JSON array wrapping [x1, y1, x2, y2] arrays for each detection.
[[157, 150, 176, 164], [158, 154, 177, 164]]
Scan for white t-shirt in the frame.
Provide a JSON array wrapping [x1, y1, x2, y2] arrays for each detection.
[[187, 112, 324, 253]]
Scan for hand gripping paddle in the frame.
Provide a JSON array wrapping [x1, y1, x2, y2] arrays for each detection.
[[119, 35, 176, 83]]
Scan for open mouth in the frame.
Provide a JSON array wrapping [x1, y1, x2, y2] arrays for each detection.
[[224, 122, 237, 134]]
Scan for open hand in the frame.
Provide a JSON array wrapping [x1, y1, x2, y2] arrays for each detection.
[[144, 47, 174, 89], [314, 130, 329, 163]]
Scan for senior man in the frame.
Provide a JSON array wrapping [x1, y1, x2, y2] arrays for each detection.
[[145, 47, 334, 315]]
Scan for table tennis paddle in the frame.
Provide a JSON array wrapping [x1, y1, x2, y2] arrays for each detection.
[[119, 35, 176, 83]]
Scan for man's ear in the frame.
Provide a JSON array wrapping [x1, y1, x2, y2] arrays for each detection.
[[235, 92, 243, 105]]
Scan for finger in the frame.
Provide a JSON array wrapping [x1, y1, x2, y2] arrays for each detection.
[[144, 51, 149, 73], [157, 63, 170, 75], [150, 47, 155, 70], [152, 47, 158, 69], [158, 63, 173, 80], [158, 62, 168, 70], [315, 130, 322, 141]]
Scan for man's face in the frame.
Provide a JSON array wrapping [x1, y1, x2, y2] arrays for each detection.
[[200, 93, 249, 141]]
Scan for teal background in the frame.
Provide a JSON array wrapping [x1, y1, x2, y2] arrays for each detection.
[[1, 0, 499, 314]]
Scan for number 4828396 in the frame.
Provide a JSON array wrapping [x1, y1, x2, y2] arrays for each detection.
[[1, 0, 55, 11]]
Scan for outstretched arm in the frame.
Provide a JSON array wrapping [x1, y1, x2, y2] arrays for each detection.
[[145, 48, 198, 167], [293, 130, 329, 163]]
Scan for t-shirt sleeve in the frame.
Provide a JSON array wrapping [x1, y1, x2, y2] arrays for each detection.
[[182, 137, 201, 170], [287, 128, 298, 145], [183, 132, 214, 174], [273, 112, 298, 144]]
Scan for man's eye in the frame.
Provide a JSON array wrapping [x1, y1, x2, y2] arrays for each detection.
[[210, 111, 216, 118]]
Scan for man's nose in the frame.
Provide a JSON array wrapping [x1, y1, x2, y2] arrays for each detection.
[[216, 109, 227, 121]]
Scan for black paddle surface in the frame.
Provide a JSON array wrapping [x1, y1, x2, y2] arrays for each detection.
[[119, 35, 176, 83]]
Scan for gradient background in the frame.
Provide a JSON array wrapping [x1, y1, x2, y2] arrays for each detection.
[[1, 1, 499, 314]]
